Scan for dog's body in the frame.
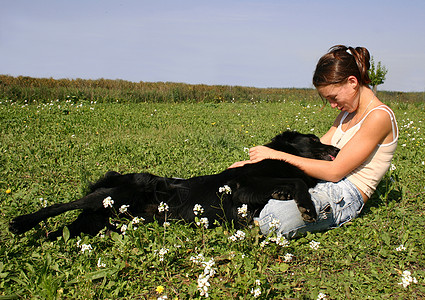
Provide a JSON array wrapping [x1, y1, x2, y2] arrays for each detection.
[[9, 131, 339, 239]]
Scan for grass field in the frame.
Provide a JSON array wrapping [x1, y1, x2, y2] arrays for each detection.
[[1, 96, 424, 299]]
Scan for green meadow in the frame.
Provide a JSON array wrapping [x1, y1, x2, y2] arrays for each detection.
[[0, 78, 424, 299]]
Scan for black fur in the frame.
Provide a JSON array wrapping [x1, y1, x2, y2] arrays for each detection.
[[9, 131, 339, 239]]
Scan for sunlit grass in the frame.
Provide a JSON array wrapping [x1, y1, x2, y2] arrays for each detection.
[[1, 98, 424, 298]]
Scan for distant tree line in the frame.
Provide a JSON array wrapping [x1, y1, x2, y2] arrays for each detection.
[[0, 74, 421, 104]]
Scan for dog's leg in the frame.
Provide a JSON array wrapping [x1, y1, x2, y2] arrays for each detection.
[[9, 190, 111, 235], [232, 177, 317, 222], [47, 212, 110, 240]]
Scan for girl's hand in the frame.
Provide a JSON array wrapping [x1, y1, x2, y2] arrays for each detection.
[[228, 160, 253, 169], [249, 146, 280, 163]]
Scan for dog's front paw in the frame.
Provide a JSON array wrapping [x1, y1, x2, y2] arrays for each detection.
[[298, 206, 317, 223], [9, 215, 38, 234], [271, 187, 293, 200]]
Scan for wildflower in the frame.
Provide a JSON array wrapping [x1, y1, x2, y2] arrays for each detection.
[[255, 279, 261, 286], [39, 197, 48, 208], [219, 185, 232, 194], [163, 221, 170, 227], [5, 189, 11, 194], [190, 253, 205, 264], [197, 273, 211, 297], [156, 248, 169, 262], [251, 287, 261, 298], [399, 270, 418, 288], [396, 244, 407, 252], [157, 296, 168, 300], [156, 285, 165, 294], [269, 218, 281, 231], [119, 204, 129, 213], [196, 217, 209, 229], [259, 239, 270, 248], [193, 204, 204, 215], [120, 224, 128, 234], [317, 292, 328, 300], [228, 230, 246, 242], [97, 257, 106, 268], [201, 258, 216, 277], [80, 243, 93, 253], [132, 216, 143, 224], [103, 196, 114, 208], [309, 240, 321, 250], [158, 202, 169, 212], [270, 235, 290, 247], [390, 164, 396, 171], [284, 253, 294, 262], [237, 204, 248, 218], [197, 258, 216, 297]]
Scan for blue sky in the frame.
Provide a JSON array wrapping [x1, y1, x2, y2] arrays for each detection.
[[1, 0, 424, 92]]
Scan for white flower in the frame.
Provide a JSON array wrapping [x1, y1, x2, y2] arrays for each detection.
[[158, 202, 169, 212], [156, 247, 169, 262], [190, 253, 205, 264], [251, 287, 261, 298], [270, 235, 290, 247], [103, 196, 114, 208], [119, 204, 129, 213], [260, 239, 270, 248], [396, 244, 406, 252], [317, 292, 327, 300], [255, 279, 261, 286], [196, 217, 209, 229], [309, 240, 321, 250], [269, 218, 281, 231], [97, 257, 106, 268], [80, 243, 93, 253], [39, 198, 48, 208], [390, 164, 396, 171], [219, 185, 232, 194], [284, 253, 294, 262], [197, 273, 211, 297], [163, 222, 170, 227], [228, 230, 246, 241], [193, 204, 204, 215], [399, 270, 418, 288], [237, 204, 248, 218], [132, 216, 144, 224], [120, 224, 128, 234], [196, 258, 216, 297]]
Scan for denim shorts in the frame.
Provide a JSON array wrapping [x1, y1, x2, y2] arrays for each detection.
[[254, 178, 364, 238]]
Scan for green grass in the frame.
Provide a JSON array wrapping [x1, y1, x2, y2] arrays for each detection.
[[0, 98, 424, 299]]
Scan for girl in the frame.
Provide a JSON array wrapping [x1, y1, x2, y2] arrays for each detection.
[[230, 45, 398, 238]]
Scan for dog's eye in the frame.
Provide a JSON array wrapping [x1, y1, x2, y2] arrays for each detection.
[[309, 135, 320, 143]]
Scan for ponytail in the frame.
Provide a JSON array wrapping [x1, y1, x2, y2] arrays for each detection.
[[313, 45, 371, 87]]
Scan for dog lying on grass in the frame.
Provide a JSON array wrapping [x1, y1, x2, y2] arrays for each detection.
[[9, 131, 339, 239]]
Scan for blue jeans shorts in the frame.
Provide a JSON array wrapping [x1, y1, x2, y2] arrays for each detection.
[[254, 178, 364, 238]]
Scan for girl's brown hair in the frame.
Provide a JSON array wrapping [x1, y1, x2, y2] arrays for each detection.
[[313, 45, 371, 87]]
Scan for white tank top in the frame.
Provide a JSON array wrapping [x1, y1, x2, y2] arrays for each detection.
[[331, 105, 398, 198]]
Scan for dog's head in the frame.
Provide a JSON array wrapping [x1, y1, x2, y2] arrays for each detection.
[[265, 131, 339, 161]]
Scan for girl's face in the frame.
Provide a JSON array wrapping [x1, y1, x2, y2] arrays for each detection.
[[317, 78, 359, 113]]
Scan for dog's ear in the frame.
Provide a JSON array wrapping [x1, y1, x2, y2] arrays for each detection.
[[264, 131, 301, 155]]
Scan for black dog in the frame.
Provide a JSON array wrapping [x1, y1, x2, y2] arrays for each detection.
[[9, 131, 339, 239]]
